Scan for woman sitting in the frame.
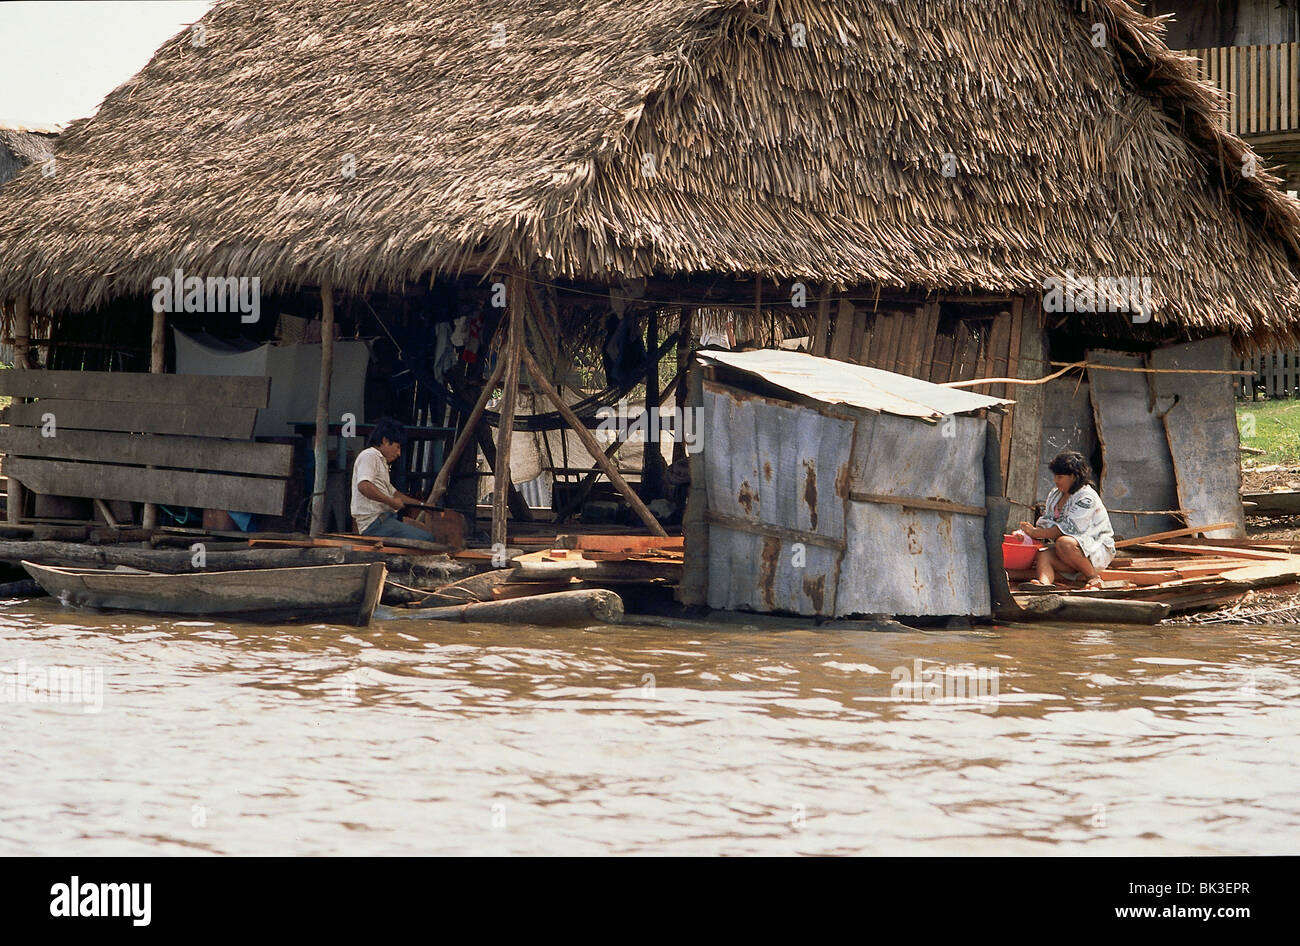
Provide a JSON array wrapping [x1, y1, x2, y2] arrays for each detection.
[[1017, 450, 1115, 591]]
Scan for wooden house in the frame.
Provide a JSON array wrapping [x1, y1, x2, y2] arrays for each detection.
[[0, 1, 1297, 616]]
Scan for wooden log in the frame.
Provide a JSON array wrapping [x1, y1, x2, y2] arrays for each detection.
[[0, 540, 345, 572], [393, 588, 624, 625], [0, 427, 293, 477], [5, 458, 286, 517], [310, 276, 335, 535], [1012, 594, 1169, 624], [0, 369, 270, 408], [518, 345, 666, 536]]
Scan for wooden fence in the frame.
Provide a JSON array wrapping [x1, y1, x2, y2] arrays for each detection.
[[1193, 43, 1300, 136], [1237, 351, 1300, 399]]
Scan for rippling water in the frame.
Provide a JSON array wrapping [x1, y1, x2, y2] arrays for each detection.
[[1, 597, 1297, 855]]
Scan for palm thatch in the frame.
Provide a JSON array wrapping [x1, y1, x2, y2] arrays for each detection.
[[0, 126, 55, 186], [0, 0, 1297, 344]]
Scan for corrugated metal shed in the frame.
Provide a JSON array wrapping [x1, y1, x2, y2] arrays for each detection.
[[689, 350, 999, 618], [697, 349, 1011, 420], [702, 381, 853, 616]]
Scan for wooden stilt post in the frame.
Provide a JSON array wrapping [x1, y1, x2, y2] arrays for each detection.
[[519, 345, 666, 537], [673, 306, 694, 465], [6, 295, 30, 524], [642, 307, 665, 500], [424, 351, 507, 508], [491, 277, 523, 549], [310, 276, 335, 536], [141, 304, 166, 530]]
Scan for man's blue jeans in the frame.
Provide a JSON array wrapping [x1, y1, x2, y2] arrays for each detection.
[[361, 512, 433, 542]]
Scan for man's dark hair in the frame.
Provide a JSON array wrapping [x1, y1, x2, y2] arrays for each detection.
[[1048, 450, 1092, 494], [367, 417, 407, 449]]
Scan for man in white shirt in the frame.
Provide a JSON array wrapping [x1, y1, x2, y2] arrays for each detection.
[[350, 418, 432, 540]]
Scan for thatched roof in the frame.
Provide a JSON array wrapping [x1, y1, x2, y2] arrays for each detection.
[[0, 127, 55, 186], [0, 0, 1298, 343]]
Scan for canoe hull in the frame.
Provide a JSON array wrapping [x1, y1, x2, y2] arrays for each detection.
[[21, 561, 387, 626]]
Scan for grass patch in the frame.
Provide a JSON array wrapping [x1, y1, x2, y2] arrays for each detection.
[[1238, 399, 1300, 466]]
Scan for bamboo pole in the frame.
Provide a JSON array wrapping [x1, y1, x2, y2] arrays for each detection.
[[6, 295, 30, 524], [309, 276, 335, 536], [518, 345, 666, 537], [491, 280, 523, 548], [424, 351, 507, 508], [141, 305, 166, 530]]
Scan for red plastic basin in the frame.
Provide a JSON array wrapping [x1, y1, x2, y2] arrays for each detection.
[[1002, 534, 1043, 570]]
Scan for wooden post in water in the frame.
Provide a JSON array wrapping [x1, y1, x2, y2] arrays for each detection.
[[141, 305, 166, 530], [6, 295, 31, 523], [310, 276, 335, 536], [491, 277, 523, 549]]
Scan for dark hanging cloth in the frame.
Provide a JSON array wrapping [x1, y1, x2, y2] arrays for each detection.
[[602, 314, 647, 389]]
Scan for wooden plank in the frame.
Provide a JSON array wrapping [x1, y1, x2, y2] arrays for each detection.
[[999, 298, 1024, 480], [849, 492, 987, 517], [1114, 523, 1238, 549], [857, 314, 875, 366], [1002, 302, 1046, 526], [1087, 350, 1181, 537], [847, 304, 866, 365], [0, 427, 292, 477], [917, 302, 940, 381], [8, 399, 258, 439], [811, 295, 831, 357], [5, 458, 286, 516], [1151, 338, 1246, 539], [0, 370, 270, 408], [929, 332, 955, 384], [1127, 542, 1289, 562], [829, 297, 855, 362], [873, 312, 899, 372]]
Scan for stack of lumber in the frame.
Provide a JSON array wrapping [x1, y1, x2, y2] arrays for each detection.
[[1010, 524, 1300, 618]]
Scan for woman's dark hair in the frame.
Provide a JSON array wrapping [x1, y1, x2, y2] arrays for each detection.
[[1049, 450, 1092, 494], [367, 417, 407, 449]]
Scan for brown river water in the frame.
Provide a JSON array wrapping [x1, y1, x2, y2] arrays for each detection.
[[1, 597, 1297, 856]]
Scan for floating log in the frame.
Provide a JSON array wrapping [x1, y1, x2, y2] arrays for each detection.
[[1009, 594, 1170, 624], [392, 588, 624, 625]]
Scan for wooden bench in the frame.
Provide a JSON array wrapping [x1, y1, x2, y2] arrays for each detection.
[[0, 370, 293, 522]]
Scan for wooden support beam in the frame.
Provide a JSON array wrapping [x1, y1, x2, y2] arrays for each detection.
[[424, 352, 508, 508], [6, 295, 30, 525], [492, 278, 523, 548], [142, 304, 166, 531], [642, 307, 665, 499], [518, 345, 666, 536], [310, 276, 335, 535]]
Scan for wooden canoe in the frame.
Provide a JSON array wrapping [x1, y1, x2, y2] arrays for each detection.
[[21, 561, 387, 626]]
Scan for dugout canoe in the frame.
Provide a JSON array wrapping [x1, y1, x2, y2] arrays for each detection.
[[21, 561, 387, 626]]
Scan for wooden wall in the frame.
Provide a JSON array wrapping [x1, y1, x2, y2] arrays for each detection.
[[1154, 1, 1300, 49]]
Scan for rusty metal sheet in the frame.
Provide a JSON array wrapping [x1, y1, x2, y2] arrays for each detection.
[[697, 349, 1010, 420], [1037, 378, 1097, 506], [837, 412, 991, 617], [1087, 350, 1180, 538], [700, 381, 853, 616], [1151, 337, 1245, 539]]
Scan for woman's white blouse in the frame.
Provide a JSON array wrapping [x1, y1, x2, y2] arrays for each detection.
[[1036, 484, 1116, 570]]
